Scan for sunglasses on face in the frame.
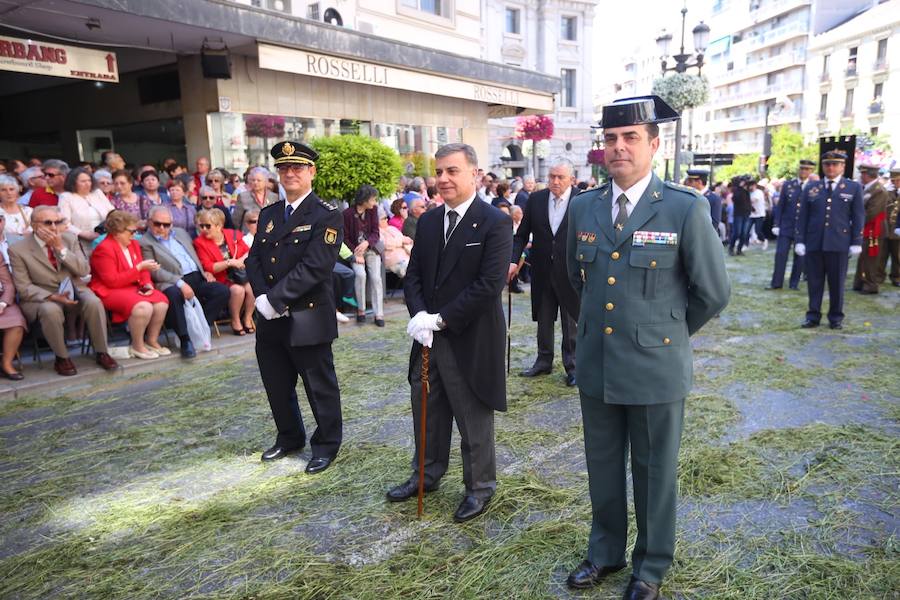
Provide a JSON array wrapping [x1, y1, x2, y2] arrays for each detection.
[[247, 219, 258, 224], [197, 223, 212, 230], [43, 172, 60, 178], [201, 195, 216, 200], [125, 228, 138, 234], [39, 219, 65, 226], [152, 221, 172, 228], [277, 165, 310, 174]]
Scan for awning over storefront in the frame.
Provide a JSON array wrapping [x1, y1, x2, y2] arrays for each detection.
[[0, 34, 118, 82]]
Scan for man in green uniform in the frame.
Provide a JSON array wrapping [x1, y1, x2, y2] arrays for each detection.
[[877, 168, 900, 286], [565, 96, 730, 600]]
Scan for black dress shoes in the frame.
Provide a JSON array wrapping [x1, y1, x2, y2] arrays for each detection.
[[305, 456, 333, 474], [565, 373, 576, 387], [386, 479, 439, 502], [180, 338, 196, 358], [801, 319, 819, 328], [764, 285, 781, 290], [453, 495, 491, 523], [566, 560, 626, 589], [1, 368, 24, 381], [519, 366, 552, 378], [261, 445, 301, 461], [829, 322, 843, 330], [622, 576, 660, 600]]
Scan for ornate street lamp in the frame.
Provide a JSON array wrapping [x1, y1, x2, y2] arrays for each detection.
[[656, 2, 709, 182]]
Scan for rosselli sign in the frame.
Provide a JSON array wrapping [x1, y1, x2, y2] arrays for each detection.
[[257, 43, 553, 113], [0, 35, 119, 82]]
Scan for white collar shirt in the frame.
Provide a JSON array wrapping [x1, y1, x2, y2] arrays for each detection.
[[548, 186, 572, 235], [285, 189, 313, 215], [444, 194, 476, 240], [611, 170, 654, 222]]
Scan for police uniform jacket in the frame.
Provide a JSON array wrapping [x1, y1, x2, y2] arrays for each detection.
[[511, 186, 580, 321], [704, 189, 722, 230], [773, 177, 806, 238], [795, 177, 864, 252], [566, 174, 730, 405], [246, 192, 343, 347], [404, 199, 513, 412]]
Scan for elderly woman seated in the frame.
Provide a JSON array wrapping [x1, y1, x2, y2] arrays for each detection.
[[192, 208, 255, 335], [0, 174, 32, 240], [197, 185, 235, 230], [378, 205, 412, 278], [0, 254, 26, 380], [89, 210, 170, 359]]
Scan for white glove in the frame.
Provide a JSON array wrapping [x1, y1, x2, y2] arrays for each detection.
[[254, 294, 285, 320], [795, 243, 806, 256], [771, 227, 780, 236], [413, 327, 433, 348], [849, 245, 862, 256], [406, 311, 440, 336], [895, 228, 900, 237]]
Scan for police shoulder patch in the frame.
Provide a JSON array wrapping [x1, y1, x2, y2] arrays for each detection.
[[324, 227, 338, 245]]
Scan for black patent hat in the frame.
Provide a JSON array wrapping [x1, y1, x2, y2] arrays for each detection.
[[600, 95, 680, 129], [271, 141, 318, 167], [686, 169, 709, 183]]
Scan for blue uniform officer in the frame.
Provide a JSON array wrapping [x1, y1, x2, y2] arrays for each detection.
[[767, 159, 813, 290], [795, 150, 864, 329]]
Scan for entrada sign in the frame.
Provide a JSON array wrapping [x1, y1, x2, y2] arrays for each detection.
[[0, 35, 119, 82]]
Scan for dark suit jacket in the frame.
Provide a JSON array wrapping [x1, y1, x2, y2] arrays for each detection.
[[511, 187, 580, 320], [246, 192, 343, 347], [139, 227, 205, 290], [514, 189, 530, 208], [404, 199, 513, 411]]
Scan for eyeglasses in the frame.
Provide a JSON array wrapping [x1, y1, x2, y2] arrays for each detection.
[[125, 228, 138, 234], [39, 219, 65, 226], [43, 171, 61, 178], [197, 223, 212, 229], [247, 219, 258, 224], [152, 221, 172, 228], [200, 195, 216, 200], [277, 165, 310, 174]]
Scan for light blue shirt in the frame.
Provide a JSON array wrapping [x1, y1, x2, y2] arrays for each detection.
[[154, 233, 198, 287], [19, 190, 32, 206]]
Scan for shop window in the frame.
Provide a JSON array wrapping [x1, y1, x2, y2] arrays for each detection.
[[561, 16, 577, 41], [506, 7, 520, 34]]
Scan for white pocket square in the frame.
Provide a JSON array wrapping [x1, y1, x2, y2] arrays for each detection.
[[465, 242, 481, 247]]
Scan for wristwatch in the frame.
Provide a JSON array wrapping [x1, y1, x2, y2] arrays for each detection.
[[435, 313, 446, 330]]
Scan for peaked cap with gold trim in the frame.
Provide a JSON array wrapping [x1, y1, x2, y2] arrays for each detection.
[[271, 140, 318, 167]]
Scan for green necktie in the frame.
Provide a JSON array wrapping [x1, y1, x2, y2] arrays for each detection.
[[614, 194, 629, 234]]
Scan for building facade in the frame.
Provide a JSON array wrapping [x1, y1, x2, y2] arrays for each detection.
[[481, 0, 598, 181], [803, 0, 899, 144]]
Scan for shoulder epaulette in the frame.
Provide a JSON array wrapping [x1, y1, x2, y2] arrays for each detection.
[[664, 181, 694, 193], [319, 199, 337, 211]]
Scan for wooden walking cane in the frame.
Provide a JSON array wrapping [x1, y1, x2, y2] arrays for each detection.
[[417, 346, 430, 518], [507, 283, 512, 374]]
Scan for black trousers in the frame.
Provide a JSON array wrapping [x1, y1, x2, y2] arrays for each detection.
[[770, 235, 805, 289], [255, 317, 342, 458], [161, 271, 230, 337], [408, 334, 496, 499], [805, 250, 848, 326], [533, 281, 577, 375]]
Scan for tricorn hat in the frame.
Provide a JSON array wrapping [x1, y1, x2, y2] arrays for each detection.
[[270, 141, 318, 167], [600, 95, 680, 129]]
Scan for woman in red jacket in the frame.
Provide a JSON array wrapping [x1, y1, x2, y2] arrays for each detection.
[[89, 210, 169, 359], [193, 208, 255, 335]]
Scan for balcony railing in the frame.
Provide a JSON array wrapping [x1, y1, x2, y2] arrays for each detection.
[[819, 72, 831, 83], [873, 59, 889, 73], [711, 81, 804, 107], [739, 21, 808, 50], [845, 63, 858, 78], [718, 51, 806, 84], [817, 111, 827, 121], [841, 107, 854, 119], [869, 101, 884, 115], [748, 0, 811, 23]]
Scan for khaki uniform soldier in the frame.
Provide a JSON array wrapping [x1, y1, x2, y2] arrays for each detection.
[[564, 96, 730, 600], [853, 163, 890, 294], [876, 168, 900, 287]]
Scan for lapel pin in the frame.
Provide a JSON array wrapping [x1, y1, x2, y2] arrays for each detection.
[[652, 191, 661, 199], [265, 221, 274, 233], [472, 223, 477, 228]]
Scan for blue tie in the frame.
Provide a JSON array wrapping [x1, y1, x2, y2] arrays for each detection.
[[284, 203, 293, 222]]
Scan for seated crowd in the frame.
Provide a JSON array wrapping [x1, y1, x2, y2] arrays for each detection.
[[0, 153, 588, 381]]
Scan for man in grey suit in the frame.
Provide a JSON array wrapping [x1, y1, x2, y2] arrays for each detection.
[[232, 167, 279, 234], [139, 205, 230, 358], [9, 205, 119, 376]]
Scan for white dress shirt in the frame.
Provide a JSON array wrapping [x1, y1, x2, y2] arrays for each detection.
[[611, 170, 654, 223], [548, 186, 572, 235], [444, 194, 476, 240]]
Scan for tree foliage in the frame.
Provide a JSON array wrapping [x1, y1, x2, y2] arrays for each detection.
[[714, 153, 760, 182], [309, 135, 403, 204], [651, 73, 709, 111], [767, 126, 818, 179]]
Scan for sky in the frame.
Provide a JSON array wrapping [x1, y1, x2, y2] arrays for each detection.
[[593, 0, 712, 94]]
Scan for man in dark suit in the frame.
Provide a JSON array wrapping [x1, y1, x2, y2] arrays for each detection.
[[767, 159, 813, 290], [386, 143, 513, 523], [795, 150, 865, 329], [246, 141, 343, 474], [685, 169, 722, 235], [511, 159, 580, 386], [514, 176, 535, 208], [139, 205, 230, 358]]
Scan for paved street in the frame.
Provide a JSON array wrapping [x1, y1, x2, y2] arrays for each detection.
[[0, 248, 897, 599]]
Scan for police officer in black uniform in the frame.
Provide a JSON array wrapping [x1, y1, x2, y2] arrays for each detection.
[[247, 141, 344, 474]]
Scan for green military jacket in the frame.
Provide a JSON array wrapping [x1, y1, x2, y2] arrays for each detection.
[[566, 173, 730, 405]]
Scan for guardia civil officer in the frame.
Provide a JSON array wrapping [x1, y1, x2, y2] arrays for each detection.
[[564, 96, 730, 600], [767, 159, 813, 290], [246, 141, 344, 474], [795, 150, 865, 329], [853, 163, 890, 294]]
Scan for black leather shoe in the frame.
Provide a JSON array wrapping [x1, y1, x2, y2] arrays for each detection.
[[261, 445, 301, 461], [789, 285, 800, 290], [1, 368, 24, 381], [801, 320, 819, 329], [509, 282, 524, 294], [453, 495, 491, 523], [829, 322, 843, 330], [305, 456, 333, 474], [566, 560, 627, 589], [386, 479, 439, 502], [565, 373, 576, 387], [180, 339, 196, 358], [519, 366, 552, 378], [764, 285, 781, 290], [622, 576, 660, 600], [374, 318, 385, 327]]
